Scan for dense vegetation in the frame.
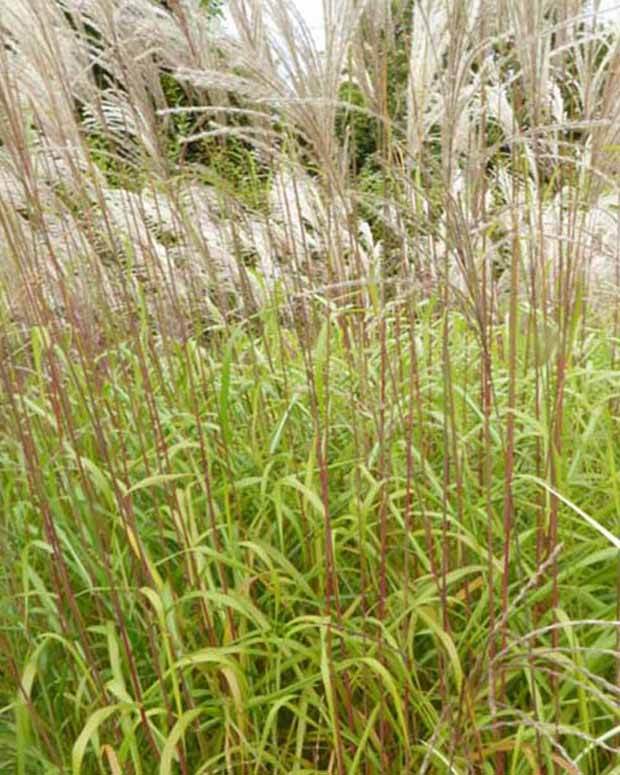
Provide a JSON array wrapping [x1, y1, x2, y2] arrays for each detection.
[[1, 0, 619, 772]]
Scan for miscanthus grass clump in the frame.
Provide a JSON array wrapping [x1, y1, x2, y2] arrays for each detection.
[[1, 0, 620, 772]]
